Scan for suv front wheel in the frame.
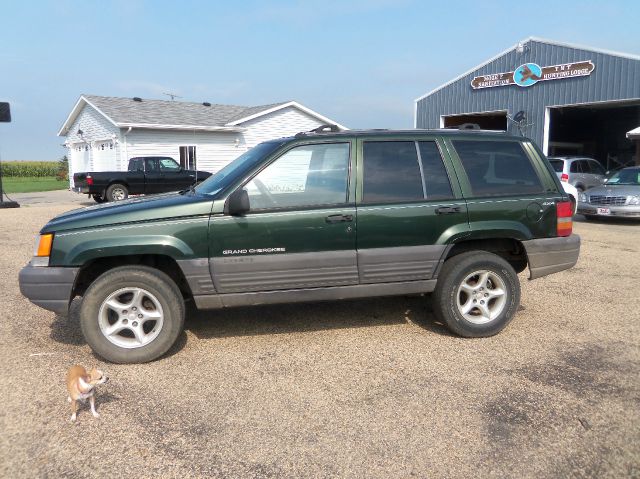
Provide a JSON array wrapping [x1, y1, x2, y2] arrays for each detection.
[[432, 251, 521, 337], [79, 266, 185, 363]]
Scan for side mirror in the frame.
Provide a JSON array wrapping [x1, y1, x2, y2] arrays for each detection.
[[225, 188, 250, 216]]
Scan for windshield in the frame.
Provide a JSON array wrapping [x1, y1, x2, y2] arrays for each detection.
[[548, 159, 564, 173], [195, 141, 285, 196], [606, 168, 640, 186]]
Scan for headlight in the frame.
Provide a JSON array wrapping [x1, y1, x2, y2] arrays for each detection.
[[629, 195, 640, 205], [578, 192, 589, 203]]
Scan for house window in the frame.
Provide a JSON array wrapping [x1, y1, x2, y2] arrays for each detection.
[[179, 146, 196, 169]]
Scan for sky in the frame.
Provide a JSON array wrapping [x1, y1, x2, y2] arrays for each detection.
[[0, 0, 639, 161]]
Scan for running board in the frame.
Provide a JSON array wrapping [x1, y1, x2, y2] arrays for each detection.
[[193, 280, 437, 310]]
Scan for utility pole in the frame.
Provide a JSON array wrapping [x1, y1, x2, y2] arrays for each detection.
[[0, 102, 19, 208], [163, 92, 182, 101]]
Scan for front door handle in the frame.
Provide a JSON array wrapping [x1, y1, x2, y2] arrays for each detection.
[[325, 214, 353, 223], [435, 206, 462, 215]]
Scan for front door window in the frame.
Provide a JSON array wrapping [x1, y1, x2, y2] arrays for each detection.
[[245, 143, 350, 210]]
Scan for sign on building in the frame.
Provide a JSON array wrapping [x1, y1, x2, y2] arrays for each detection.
[[471, 61, 595, 89]]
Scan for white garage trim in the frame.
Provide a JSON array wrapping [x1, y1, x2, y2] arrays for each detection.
[[226, 101, 347, 130]]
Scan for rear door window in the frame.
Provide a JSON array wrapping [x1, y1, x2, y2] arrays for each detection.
[[580, 160, 593, 173], [452, 140, 544, 197], [145, 158, 159, 172], [362, 141, 424, 203], [570, 161, 581, 173]]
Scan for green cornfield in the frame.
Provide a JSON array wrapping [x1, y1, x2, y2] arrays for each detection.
[[0, 161, 59, 177]]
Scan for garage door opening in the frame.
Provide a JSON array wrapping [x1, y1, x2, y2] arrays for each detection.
[[442, 111, 507, 130], [546, 100, 640, 170]]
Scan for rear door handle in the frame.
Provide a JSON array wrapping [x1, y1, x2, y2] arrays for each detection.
[[325, 214, 353, 223], [435, 206, 462, 215]]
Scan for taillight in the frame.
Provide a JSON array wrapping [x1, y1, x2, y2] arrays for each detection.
[[556, 201, 573, 237], [86, 175, 93, 186], [560, 173, 569, 182]]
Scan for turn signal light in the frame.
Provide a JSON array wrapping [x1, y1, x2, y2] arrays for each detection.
[[35, 233, 54, 257], [560, 173, 569, 182], [86, 175, 94, 186], [556, 201, 573, 237]]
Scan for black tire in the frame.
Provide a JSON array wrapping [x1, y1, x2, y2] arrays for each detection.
[[79, 266, 185, 364], [106, 183, 129, 202], [432, 251, 521, 338], [92, 194, 106, 203]]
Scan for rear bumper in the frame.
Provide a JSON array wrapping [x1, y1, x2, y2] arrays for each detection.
[[522, 235, 580, 280], [18, 263, 79, 315]]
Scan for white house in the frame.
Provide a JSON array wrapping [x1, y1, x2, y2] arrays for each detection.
[[58, 95, 347, 186]]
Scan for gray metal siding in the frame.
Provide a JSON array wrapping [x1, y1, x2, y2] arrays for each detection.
[[416, 40, 640, 149]]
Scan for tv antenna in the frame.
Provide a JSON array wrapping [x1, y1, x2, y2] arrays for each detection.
[[507, 110, 533, 136], [163, 92, 182, 101]]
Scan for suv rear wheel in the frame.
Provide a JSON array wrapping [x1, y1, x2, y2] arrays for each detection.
[[432, 251, 520, 337], [79, 266, 185, 363]]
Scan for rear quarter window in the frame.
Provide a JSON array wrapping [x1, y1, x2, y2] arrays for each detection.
[[548, 159, 565, 173], [452, 140, 544, 197]]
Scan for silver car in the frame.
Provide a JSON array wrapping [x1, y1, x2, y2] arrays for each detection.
[[548, 157, 606, 192], [577, 167, 640, 219]]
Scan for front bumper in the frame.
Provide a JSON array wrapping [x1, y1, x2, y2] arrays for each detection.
[[577, 204, 640, 218], [18, 263, 79, 315], [522, 235, 581, 280]]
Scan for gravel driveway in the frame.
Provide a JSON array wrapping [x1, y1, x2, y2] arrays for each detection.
[[1, 202, 638, 478]]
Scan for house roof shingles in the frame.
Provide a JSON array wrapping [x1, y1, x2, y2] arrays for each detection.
[[83, 95, 290, 128]]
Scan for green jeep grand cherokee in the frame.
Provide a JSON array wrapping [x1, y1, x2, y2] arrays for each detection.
[[19, 128, 580, 363]]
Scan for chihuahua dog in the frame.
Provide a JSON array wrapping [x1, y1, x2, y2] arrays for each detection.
[[66, 365, 109, 422]]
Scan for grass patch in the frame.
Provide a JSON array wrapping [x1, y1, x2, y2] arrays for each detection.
[[1, 177, 68, 193]]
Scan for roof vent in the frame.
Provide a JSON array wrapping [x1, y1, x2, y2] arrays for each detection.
[[132, 97, 143, 102], [202, 102, 211, 107]]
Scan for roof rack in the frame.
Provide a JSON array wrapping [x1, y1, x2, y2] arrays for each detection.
[[442, 123, 483, 130], [295, 124, 341, 137], [441, 124, 509, 134]]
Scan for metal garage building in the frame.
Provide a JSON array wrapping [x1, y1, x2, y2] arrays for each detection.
[[415, 38, 640, 169]]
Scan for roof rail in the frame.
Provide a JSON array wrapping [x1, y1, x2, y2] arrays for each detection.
[[295, 124, 341, 137]]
